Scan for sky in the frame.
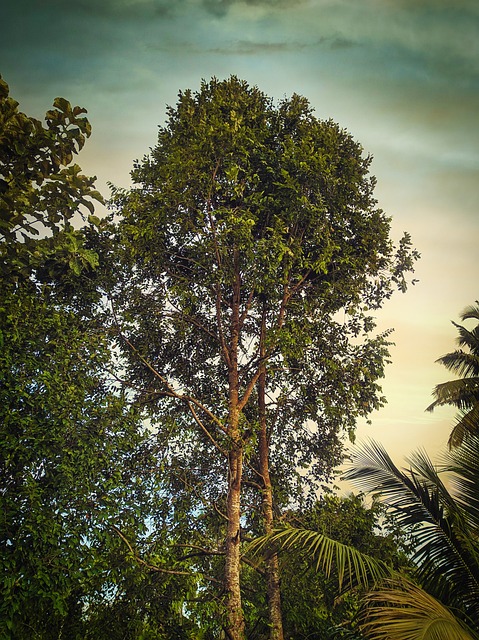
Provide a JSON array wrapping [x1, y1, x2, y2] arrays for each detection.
[[2, 0, 478, 470]]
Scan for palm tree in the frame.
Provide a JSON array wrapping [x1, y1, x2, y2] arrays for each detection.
[[251, 434, 479, 640], [343, 436, 479, 639], [427, 302, 479, 447]]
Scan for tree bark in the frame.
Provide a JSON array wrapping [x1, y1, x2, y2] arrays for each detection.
[[225, 438, 245, 640], [258, 307, 284, 640], [223, 249, 246, 640]]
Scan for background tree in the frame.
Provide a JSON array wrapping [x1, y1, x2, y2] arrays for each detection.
[[0, 74, 103, 281], [0, 76, 164, 638], [249, 494, 410, 639], [105, 76, 418, 639], [426, 302, 479, 447]]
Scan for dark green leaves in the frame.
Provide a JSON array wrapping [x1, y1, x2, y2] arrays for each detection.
[[0, 75, 103, 281]]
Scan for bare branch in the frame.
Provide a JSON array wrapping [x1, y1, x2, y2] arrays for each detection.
[[110, 301, 228, 437], [187, 401, 228, 457], [112, 526, 192, 576], [237, 365, 264, 412]]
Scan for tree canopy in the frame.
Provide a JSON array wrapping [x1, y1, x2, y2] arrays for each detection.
[[1, 73, 424, 639]]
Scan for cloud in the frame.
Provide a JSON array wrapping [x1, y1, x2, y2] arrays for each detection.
[[200, 0, 306, 16], [375, 0, 478, 10], [146, 34, 358, 55]]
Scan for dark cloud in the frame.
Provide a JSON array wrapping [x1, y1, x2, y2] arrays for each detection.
[[3, 0, 176, 20], [201, 0, 305, 17], [146, 35, 359, 56], [209, 40, 307, 53], [328, 36, 357, 50], [227, 36, 358, 54], [72, 0, 175, 18], [377, 0, 478, 10]]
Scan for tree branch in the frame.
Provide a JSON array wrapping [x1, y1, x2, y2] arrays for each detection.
[[110, 300, 228, 437], [187, 400, 228, 457], [112, 526, 192, 576]]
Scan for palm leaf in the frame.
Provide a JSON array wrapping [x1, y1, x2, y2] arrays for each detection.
[[441, 432, 479, 536], [343, 440, 443, 525], [361, 578, 478, 640], [460, 303, 479, 324], [426, 304, 479, 425], [344, 440, 479, 619], [447, 403, 479, 448], [454, 304, 479, 354], [427, 378, 479, 412], [248, 526, 392, 591], [435, 351, 479, 379]]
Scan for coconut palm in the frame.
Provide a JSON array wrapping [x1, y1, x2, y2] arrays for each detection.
[[427, 302, 479, 447], [251, 433, 479, 640], [343, 435, 479, 639]]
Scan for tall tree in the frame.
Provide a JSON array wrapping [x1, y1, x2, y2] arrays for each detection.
[[426, 303, 479, 447], [105, 76, 418, 639]]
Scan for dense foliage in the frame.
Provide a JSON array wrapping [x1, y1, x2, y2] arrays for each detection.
[[0, 76, 163, 637], [1, 74, 422, 638], [276, 495, 410, 639]]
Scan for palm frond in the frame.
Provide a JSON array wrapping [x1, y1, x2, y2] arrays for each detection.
[[460, 303, 479, 324], [361, 578, 478, 640], [441, 432, 479, 533], [455, 302, 479, 354], [343, 440, 442, 526], [426, 305, 479, 424], [453, 329, 479, 359], [344, 440, 479, 619], [406, 448, 457, 513], [435, 351, 479, 379], [248, 526, 392, 591], [426, 378, 479, 412], [448, 403, 479, 448]]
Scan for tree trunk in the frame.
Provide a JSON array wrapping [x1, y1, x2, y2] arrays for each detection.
[[223, 251, 246, 640], [258, 307, 284, 640], [225, 438, 245, 640]]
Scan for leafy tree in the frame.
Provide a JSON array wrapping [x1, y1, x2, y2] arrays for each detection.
[[104, 76, 418, 639], [426, 303, 479, 447], [0, 282, 163, 637], [0, 74, 103, 282], [0, 76, 160, 637]]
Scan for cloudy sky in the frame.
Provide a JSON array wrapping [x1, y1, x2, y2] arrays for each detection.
[[2, 0, 478, 467]]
